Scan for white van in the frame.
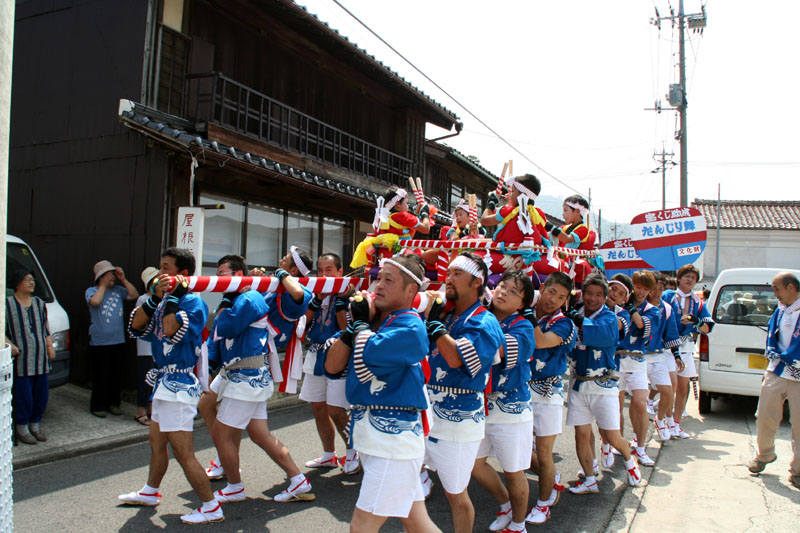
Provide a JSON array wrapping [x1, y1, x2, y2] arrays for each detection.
[[697, 267, 800, 413], [6, 235, 71, 387]]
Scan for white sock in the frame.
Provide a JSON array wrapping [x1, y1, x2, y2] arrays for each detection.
[[636, 446, 646, 455], [30, 422, 40, 431], [499, 500, 511, 512], [592, 458, 598, 469], [624, 457, 637, 469], [666, 416, 675, 426], [201, 500, 218, 511], [601, 442, 610, 452], [584, 475, 596, 485], [320, 450, 336, 461], [509, 521, 525, 531], [345, 448, 357, 461], [224, 482, 243, 492], [213, 455, 222, 465], [290, 474, 306, 486], [536, 499, 549, 507], [142, 483, 159, 493]]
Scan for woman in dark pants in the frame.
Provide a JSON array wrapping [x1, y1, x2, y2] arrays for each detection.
[[6, 269, 55, 444], [85, 260, 139, 417]]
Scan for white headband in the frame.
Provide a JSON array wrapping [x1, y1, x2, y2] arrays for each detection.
[[513, 180, 538, 201], [608, 279, 630, 299], [290, 246, 310, 276], [380, 258, 428, 289], [385, 188, 407, 211], [449, 255, 485, 281], [453, 199, 470, 214], [565, 201, 589, 217]]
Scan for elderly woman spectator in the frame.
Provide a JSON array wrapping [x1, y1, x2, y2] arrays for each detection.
[[132, 267, 159, 425], [5, 269, 55, 444], [86, 260, 138, 417]]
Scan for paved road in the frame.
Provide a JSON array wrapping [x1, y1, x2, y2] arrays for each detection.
[[14, 402, 643, 532]]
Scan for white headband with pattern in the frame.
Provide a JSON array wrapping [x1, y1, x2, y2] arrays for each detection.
[[385, 188, 407, 211], [565, 201, 589, 217], [372, 188, 409, 231], [513, 180, 538, 201], [290, 246, 310, 276], [380, 258, 428, 289], [449, 255, 485, 281], [608, 279, 630, 299]]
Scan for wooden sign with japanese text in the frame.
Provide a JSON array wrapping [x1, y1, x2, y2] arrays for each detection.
[[176, 207, 204, 275]]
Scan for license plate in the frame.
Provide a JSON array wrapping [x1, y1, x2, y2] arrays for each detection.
[[748, 354, 767, 370]]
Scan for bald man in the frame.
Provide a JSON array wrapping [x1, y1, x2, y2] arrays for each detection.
[[748, 272, 800, 490]]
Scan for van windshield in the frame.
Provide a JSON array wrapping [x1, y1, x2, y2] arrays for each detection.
[[713, 284, 777, 327], [6, 242, 54, 303]]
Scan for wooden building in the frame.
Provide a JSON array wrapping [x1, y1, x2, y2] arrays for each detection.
[[9, 0, 497, 383]]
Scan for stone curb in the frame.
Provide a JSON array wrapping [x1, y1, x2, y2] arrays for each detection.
[[604, 434, 664, 532], [12, 393, 306, 470]]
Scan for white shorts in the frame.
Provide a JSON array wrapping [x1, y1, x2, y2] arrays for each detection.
[[619, 371, 649, 392], [664, 352, 678, 373], [216, 397, 267, 430], [532, 403, 563, 437], [477, 419, 534, 472], [647, 361, 672, 387], [566, 392, 620, 431], [298, 373, 350, 409], [677, 353, 698, 378], [356, 453, 424, 518], [424, 437, 482, 494], [151, 399, 197, 432]]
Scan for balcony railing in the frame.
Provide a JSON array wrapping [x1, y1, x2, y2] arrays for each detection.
[[184, 72, 414, 186]]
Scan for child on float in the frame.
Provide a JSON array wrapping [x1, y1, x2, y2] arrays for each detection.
[[480, 174, 563, 280], [549, 195, 596, 284], [351, 187, 432, 269]]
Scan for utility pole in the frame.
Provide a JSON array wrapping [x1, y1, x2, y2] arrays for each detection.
[[652, 143, 676, 210], [648, 1, 706, 207]]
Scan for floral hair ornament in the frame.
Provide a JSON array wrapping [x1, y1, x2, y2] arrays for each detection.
[[290, 246, 310, 276], [449, 255, 485, 281]]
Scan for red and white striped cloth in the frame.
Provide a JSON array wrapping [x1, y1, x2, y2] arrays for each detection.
[[166, 276, 367, 293]]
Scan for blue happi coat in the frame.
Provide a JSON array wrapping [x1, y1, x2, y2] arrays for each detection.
[[766, 300, 800, 381], [129, 293, 208, 405], [427, 300, 504, 442], [485, 313, 534, 423], [207, 291, 273, 400], [529, 308, 577, 405], [569, 305, 620, 394]]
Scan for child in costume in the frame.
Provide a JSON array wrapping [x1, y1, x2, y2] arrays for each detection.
[[550, 195, 597, 284], [480, 174, 564, 282], [351, 187, 431, 269]]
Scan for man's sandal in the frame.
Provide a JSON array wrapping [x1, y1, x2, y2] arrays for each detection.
[[134, 413, 151, 426]]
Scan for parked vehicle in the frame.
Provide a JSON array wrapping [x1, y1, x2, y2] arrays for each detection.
[[697, 267, 800, 413], [6, 235, 71, 386]]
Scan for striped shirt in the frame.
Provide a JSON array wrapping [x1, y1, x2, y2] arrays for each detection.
[[6, 295, 50, 377]]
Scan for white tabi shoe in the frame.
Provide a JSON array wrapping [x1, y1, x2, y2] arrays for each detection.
[[654, 418, 672, 441], [526, 504, 551, 525], [214, 486, 247, 504], [304, 455, 339, 468], [343, 451, 361, 475], [632, 449, 655, 467], [118, 489, 162, 507], [489, 506, 512, 531], [569, 479, 599, 495], [205, 460, 225, 480], [273, 476, 315, 502], [180, 502, 224, 525]]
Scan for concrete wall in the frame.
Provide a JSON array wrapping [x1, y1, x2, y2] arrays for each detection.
[[702, 228, 800, 278]]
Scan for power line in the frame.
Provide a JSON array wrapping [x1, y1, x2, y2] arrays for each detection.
[[330, 0, 585, 196]]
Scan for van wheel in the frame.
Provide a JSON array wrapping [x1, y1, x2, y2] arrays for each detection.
[[698, 390, 712, 414]]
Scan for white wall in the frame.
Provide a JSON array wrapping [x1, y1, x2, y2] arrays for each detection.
[[702, 228, 800, 278]]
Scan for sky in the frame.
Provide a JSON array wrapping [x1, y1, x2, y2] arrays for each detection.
[[298, 0, 800, 230]]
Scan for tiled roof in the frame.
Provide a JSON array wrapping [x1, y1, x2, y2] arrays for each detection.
[[283, 1, 459, 125], [692, 199, 800, 230]]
